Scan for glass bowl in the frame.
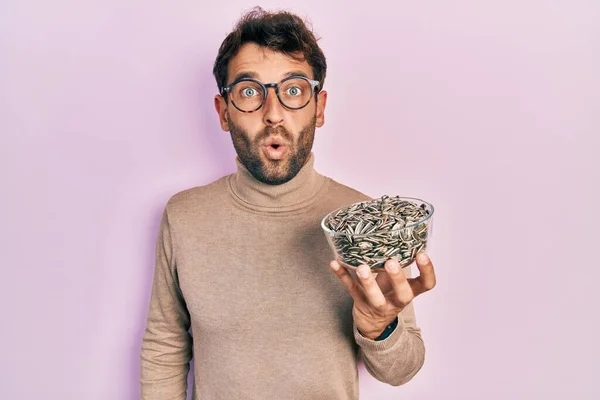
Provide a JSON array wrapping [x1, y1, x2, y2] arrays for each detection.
[[321, 195, 434, 272]]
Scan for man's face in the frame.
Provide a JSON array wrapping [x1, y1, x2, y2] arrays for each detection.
[[214, 43, 327, 185]]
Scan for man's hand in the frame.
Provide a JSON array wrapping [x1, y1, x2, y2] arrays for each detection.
[[329, 253, 436, 340]]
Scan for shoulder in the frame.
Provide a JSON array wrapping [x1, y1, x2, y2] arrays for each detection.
[[163, 175, 230, 219], [319, 175, 373, 210], [325, 176, 371, 200]]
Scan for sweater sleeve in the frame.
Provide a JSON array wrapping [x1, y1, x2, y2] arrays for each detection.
[[140, 206, 192, 399], [353, 266, 426, 386]]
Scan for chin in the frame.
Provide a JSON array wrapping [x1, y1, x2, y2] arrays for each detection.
[[260, 163, 294, 183], [261, 170, 292, 185]]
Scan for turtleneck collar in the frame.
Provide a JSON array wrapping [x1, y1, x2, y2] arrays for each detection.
[[227, 152, 326, 212]]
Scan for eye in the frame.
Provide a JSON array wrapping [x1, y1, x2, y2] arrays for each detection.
[[241, 87, 258, 97], [285, 86, 302, 96]]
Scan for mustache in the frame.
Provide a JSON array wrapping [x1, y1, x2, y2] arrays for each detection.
[[258, 126, 292, 142]]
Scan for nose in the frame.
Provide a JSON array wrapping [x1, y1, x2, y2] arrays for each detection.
[[262, 87, 284, 126]]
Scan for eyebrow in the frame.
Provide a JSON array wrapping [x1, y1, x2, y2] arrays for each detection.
[[283, 70, 311, 79], [231, 70, 311, 83], [232, 71, 259, 82]]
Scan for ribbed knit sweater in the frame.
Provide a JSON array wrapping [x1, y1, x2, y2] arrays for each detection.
[[140, 153, 426, 399]]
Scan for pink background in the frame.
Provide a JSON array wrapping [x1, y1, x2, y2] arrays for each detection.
[[1, 0, 599, 399]]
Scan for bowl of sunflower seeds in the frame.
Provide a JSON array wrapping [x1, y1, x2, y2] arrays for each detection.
[[321, 195, 434, 272]]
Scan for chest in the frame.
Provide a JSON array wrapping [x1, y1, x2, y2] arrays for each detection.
[[175, 214, 353, 336]]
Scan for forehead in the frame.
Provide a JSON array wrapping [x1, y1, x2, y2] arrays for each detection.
[[227, 42, 313, 83]]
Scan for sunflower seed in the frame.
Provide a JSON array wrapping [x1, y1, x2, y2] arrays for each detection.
[[325, 196, 432, 269]]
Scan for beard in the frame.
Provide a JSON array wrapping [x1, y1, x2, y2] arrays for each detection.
[[227, 113, 316, 185]]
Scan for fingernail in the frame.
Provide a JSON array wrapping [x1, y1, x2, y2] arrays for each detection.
[[330, 261, 340, 271], [418, 253, 429, 264], [358, 266, 369, 279], [386, 260, 399, 273]]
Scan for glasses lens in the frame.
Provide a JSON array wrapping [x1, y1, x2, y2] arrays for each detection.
[[230, 80, 264, 112], [279, 78, 313, 109]]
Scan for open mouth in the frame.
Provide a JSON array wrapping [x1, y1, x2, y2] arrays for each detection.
[[263, 142, 287, 160]]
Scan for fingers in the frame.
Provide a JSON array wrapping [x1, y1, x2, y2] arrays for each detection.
[[383, 259, 415, 306], [355, 264, 387, 312], [375, 268, 393, 293], [329, 260, 365, 303], [330, 254, 436, 313], [410, 252, 437, 296]]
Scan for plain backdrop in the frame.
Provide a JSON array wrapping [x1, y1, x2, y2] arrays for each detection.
[[1, 0, 599, 399]]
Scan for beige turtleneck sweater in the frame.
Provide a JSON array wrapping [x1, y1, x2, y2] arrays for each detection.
[[140, 153, 425, 399]]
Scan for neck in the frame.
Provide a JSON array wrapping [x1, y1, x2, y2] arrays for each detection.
[[228, 152, 325, 211]]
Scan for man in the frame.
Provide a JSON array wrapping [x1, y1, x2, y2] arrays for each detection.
[[140, 7, 436, 400]]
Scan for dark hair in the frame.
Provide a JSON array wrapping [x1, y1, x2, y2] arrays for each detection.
[[212, 7, 327, 100]]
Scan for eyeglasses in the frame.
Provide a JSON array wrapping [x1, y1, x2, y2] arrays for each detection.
[[221, 75, 320, 113]]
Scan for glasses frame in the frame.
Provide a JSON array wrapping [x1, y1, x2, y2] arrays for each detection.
[[221, 75, 320, 113]]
